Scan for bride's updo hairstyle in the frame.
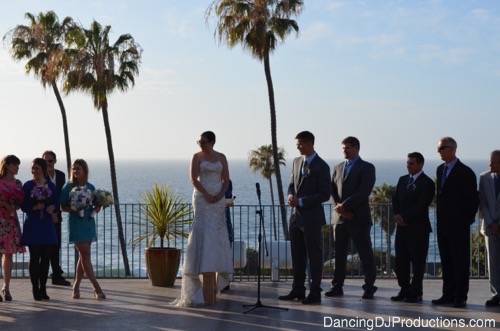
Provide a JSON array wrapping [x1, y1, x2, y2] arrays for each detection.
[[201, 131, 216, 145]]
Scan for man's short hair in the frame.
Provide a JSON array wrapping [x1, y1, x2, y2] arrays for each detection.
[[407, 152, 425, 165], [440, 137, 457, 149], [42, 150, 57, 160], [342, 136, 360, 149], [295, 131, 315, 144]]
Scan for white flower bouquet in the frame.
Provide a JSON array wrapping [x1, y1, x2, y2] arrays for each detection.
[[69, 186, 93, 217]]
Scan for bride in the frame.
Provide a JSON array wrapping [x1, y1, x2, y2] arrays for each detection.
[[174, 131, 233, 306]]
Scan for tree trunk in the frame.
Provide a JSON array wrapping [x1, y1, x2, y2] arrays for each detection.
[[263, 53, 289, 240], [101, 101, 131, 276], [268, 176, 277, 240], [51, 81, 72, 175]]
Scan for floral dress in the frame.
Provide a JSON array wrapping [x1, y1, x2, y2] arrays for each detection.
[[0, 179, 25, 254]]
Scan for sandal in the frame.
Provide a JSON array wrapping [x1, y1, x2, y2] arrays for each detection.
[[94, 290, 106, 300], [72, 288, 80, 299], [1, 288, 12, 302]]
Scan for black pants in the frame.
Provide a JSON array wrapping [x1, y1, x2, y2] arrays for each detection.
[[394, 226, 430, 297], [29, 245, 54, 290], [290, 222, 323, 294], [437, 224, 470, 301], [332, 223, 376, 288], [49, 221, 64, 279]]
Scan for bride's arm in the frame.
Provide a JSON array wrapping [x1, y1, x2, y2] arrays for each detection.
[[214, 154, 230, 202], [190, 154, 212, 200]]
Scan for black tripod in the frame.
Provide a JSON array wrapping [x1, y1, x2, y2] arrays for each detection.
[[243, 183, 288, 314]]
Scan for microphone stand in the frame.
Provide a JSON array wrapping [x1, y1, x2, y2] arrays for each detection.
[[243, 183, 288, 314]]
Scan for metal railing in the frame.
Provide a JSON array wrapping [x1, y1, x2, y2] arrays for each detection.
[[4, 203, 488, 280]]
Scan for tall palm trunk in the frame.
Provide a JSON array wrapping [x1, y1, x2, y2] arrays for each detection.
[[51, 81, 72, 175], [268, 176, 277, 240], [102, 100, 131, 276], [263, 52, 289, 240]]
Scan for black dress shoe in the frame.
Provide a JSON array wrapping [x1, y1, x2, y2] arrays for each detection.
[[390, 290, 407, 302], [324, 286, 344, 297], [404, 296, 422, 303], [52, 277, 71, 286], [302, 293, 321, 305], [278, 291, 306, 301], [486, 296, 500, 307], [453, 299, 466, 308], [431, 296, 453, 305], [362, 285, 377, 299]]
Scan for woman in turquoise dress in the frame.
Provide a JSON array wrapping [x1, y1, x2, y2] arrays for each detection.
[[60, 159, 105, 300]]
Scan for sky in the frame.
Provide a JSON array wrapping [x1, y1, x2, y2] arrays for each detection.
[[1, 0, 499, 162]]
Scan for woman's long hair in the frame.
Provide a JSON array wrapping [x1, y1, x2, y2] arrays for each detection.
[[0, 155, 20, 178], [70, 159, 89, 185]]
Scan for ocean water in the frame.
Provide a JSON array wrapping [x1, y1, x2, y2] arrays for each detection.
[[15, 158, 490, 205], [12, 158, 488, 276]]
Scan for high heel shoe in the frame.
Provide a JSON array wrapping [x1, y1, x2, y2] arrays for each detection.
[[39, 287, 50, 300], [32, 286, 41, 301], [94, 290, 106, 300], [72, 288, 80, 299], [1, 288, 12, 302]]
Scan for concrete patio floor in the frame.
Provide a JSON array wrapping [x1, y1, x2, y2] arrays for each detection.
[[0, 279, 499, 330]]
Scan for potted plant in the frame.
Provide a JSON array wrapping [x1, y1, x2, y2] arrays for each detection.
[[133, 185, 191, 287]]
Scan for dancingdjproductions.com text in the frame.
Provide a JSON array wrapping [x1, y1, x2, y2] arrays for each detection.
[[323, 316, 496, 330]]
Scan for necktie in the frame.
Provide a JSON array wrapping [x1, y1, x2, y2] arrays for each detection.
[[407, 176, 414, 189], [301, 159, 308, 177], [495, 174, 500, 198], [441, 165, 448, 189], [343, 161, 351, 180]]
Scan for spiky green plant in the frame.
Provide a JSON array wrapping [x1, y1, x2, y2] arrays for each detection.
[[134, 185, 192, 248]]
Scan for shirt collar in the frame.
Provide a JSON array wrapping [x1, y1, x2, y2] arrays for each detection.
[[304, 152, 317, 164], [410, 170, 424, 180], [346, 156, 360, 166], [445, 158, 458, 168]]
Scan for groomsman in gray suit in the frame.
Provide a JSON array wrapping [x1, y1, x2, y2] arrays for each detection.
[[325, 136, 378, 299], [480, 150, 500, 307], [279, 131, 331, 305]]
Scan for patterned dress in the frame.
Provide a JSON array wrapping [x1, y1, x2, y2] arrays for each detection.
[[0, 179, 25, 254]]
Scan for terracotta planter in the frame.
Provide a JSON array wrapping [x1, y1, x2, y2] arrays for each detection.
[[145, 247, 180, 287]]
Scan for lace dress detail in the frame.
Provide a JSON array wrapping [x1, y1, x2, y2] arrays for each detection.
[[173, 160, 233, 307]]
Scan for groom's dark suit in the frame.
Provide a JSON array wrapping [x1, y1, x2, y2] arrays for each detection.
[[288, 153, 331, 295]]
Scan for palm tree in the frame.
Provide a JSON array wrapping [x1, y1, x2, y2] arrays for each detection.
[[208, 0, 303, 240], [64, 21, 142, 276], [249, 145, 285, 239], [371, 183, 396, 274], [4, 11, 75, 174]]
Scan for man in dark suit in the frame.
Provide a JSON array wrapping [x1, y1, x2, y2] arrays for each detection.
[[43, 151, 71, 286], [278, 131, 331, 304], [325, 136, 377, 299], [391, 152, 435, 303], [432, 137, 479, 308]]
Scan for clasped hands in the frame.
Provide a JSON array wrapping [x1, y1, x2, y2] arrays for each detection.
[[394, 214, 407, 227], [335, 203, 353, 220], [204, 193, 223, 204]]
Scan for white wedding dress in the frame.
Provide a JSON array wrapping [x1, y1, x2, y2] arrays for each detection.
[[173, 160, 233, 307]]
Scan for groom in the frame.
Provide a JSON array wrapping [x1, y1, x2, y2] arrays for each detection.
[[279, 131, 331, 304]]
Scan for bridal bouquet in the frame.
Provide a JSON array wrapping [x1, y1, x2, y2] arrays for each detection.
[[30, 185, 53, 217], [93, 189, 114, 209], [69, 186, 93, 218]]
